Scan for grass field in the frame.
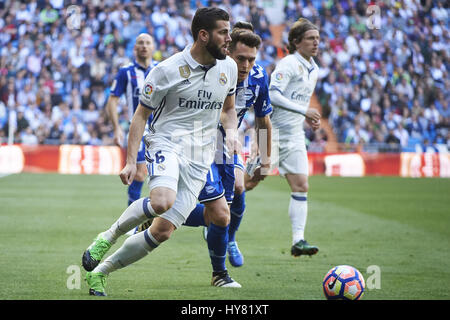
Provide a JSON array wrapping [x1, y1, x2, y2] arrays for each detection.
[[0, 173, 449, 300]]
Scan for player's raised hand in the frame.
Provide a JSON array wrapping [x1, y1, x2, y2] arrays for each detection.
[[305, 108, 321, 122], [119, 163, 137, 185], [113, 127, 125, 148]]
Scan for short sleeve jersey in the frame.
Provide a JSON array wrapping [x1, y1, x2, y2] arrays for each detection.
[[140, 45, 238, 166]]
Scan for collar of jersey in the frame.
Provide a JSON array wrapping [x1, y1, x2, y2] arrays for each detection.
[[183, 44, 216, 70], [133, 59, 150, 72], [294, 51, 315, 72]]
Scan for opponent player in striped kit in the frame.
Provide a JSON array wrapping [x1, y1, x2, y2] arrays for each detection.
[[81, 7, 239, 296], [106, 33, 158, 206]]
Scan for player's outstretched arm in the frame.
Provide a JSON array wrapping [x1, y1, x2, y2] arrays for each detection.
[[220, 94, 239, 155], [106, 95, 125, 147], [270, 89, 321, 121], [120, 104, 152, 185], [255, 115, 272, 175]]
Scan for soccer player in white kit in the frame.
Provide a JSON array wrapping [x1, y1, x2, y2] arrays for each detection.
[[81, 7, 238, 296], [266, 18, 322, 257]]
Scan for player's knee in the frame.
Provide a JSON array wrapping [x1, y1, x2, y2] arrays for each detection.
[[151, 200, 173, 215], [149, 196, 175, 215], [150, 188, 176, 215], [207, 205, 230, 227], [150, 225, 173, 243], [292, 181, 308, 193]]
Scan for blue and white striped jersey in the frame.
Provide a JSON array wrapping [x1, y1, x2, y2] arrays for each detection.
[[110, 59, 158, 122], [235, 63, 272, 128]]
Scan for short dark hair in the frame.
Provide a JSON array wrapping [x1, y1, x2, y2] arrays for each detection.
[[229, 30, 261, 53], [232, 21, 254, 32], [191, 7, 230, 41]]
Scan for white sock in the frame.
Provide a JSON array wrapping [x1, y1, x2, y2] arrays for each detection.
[[289, 192, 308, 245], [94, 229, 159, 275], [102, 197, 156, 244]]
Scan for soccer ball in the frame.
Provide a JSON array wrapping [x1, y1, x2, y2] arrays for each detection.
[[322, 265, 365, 300]]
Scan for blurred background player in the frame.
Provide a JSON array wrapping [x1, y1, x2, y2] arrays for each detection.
[[106, 33, 157, 209], [266, 18, 321, 258], [183, 24, 272, 270], [82, 7, 238, 296]]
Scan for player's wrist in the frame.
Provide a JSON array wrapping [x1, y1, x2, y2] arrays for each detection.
[[126, 157, 137, 166]]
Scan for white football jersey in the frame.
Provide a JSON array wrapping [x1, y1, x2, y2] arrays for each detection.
[[269, 51, 319, 139], [140, 45, 238, 166]]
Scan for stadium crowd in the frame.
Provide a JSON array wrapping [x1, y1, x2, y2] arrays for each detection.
[[0, 0, 448, 153]]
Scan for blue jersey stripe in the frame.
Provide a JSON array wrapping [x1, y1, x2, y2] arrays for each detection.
[[149, 96, 166, 133]]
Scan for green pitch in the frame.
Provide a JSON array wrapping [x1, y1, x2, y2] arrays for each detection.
[[0, 173, 449, 300]]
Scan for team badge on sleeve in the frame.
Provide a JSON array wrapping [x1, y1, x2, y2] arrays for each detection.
[[143, 83, 153, 96], [275, 72, 283, 81], [219, 73, 228, 86]]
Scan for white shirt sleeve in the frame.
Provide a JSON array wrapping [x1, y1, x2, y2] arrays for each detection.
[[269, 59, 308, 116], [269, 89, 308, 116], [140, 66, 170, 110]]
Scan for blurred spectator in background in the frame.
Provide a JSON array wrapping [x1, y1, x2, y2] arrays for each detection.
[[0, 0, 447, 153]]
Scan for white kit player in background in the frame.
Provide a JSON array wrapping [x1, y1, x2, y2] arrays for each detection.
[[81, 7, 238, 296], [267, 18, 322, 258]]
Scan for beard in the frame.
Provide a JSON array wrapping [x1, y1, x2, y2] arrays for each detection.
[[206, 37, 227, 60]]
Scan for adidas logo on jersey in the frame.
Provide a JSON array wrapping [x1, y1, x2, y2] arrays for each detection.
[[180, 79, 191, 85]]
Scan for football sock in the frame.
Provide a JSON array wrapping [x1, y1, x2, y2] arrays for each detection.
[[207, 223, 229, 272], [102, 197, 156, 244], [183, 203, 206, 227], [128, 180, 144, 206], [289, 192, 308, 245], [94, 228, 159, 275], [228, 191, 246, 242]]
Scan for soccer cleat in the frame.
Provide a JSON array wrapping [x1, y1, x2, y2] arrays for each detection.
[[86, 271, 107, 296], [227, 241, 244, 267], [211, 271, 242, 288], [291, 239, 319, 257], [82, 234, 112, 271]]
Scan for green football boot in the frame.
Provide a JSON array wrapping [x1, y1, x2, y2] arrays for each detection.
[[82, 234, 112, 271], [86, 271, 107, 296], [291, 239, 319, 257]]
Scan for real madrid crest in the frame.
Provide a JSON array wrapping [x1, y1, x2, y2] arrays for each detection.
[[219, 73, 227, 86], [179, 65, 191, 78], [298, 65, 304, 75]]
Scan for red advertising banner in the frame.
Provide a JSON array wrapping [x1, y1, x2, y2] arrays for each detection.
[[0, 145, 448, 178]]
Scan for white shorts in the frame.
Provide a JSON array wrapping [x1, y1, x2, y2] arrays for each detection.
[[145, 148, 208, 228], [271, 137, 308, 176]]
